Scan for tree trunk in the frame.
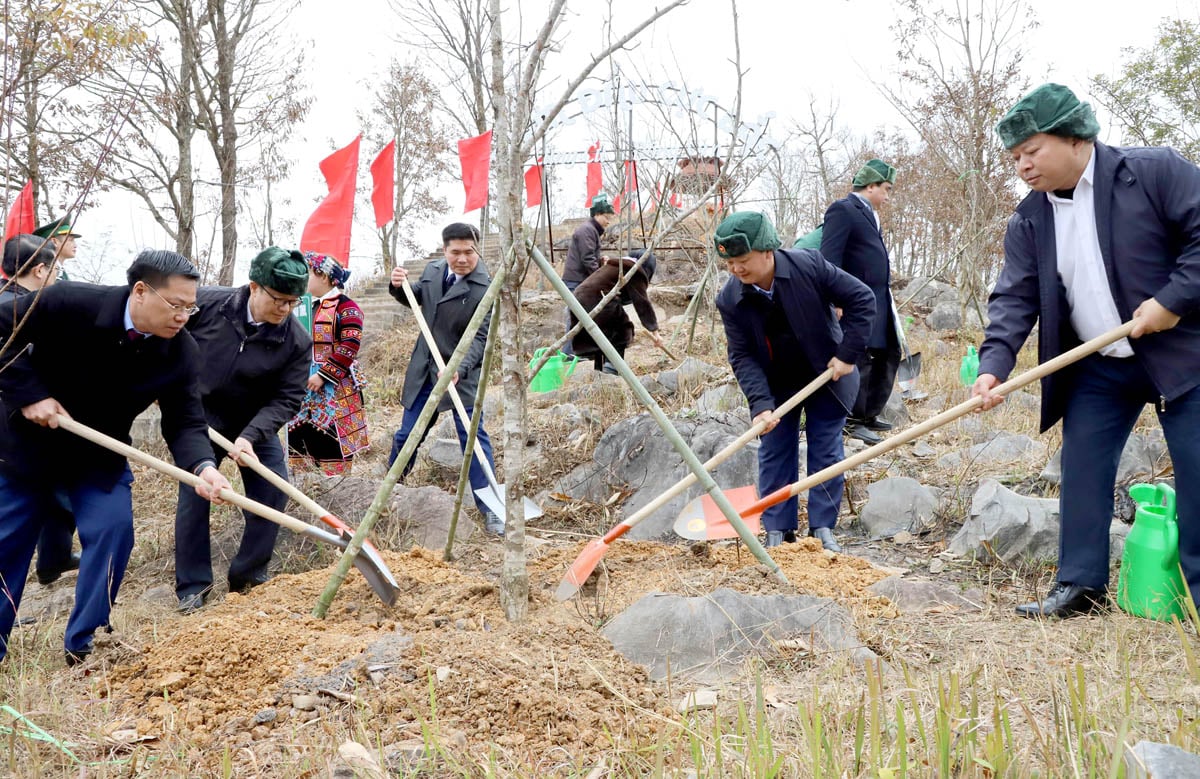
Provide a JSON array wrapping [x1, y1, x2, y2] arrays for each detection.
[[176, 9, 197, 258], [213, 1, 238, 284]]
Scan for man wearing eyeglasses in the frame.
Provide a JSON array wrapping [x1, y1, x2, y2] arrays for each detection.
[[172, 247, 311, 614], [0, 250, 233, 666]]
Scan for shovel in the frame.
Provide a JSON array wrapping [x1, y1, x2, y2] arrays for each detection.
[[891, 294, 924, 400], [673, 322, 1136, 539], [207, 428, 399, 596], [554, 369, 833, 600], [56, 415, 400, 606], [397, 278, 541, 524]]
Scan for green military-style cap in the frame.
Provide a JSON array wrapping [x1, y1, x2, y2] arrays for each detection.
[[996, 83, 1100, 150], [590, 192, 615, 217], [713, 212, 781, 259], [32, 217, 80, 239], [249, 246, 308, 297], [852, 159, 897, 188]]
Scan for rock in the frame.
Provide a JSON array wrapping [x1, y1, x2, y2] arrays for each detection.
[[1040, 431, 1169, 485], [867, 576, 984, 613], [657, 357, 725, 394], [388, 484, 475, 548], [253, 708, 277, 725], [424, 437, 465, 473], [695, 383, 745, 415], [911, 441, 937, 458], [858, 477, 939, 539], [138, 583, 178, 606], [677, 689, 719, 713], [335, 740, 385, 778], [1124, 740, 1200, 778], [936, 433, 1047, 469], [897, 277, 959, 309], [926, 301, 962, 331], [292, 695, 319, 711], [602, 588, 874, 683], [130, 404, 164, 451], [876, 390, 910, 428], [435, 666, 451, 683], [554, 412, 759, 540]]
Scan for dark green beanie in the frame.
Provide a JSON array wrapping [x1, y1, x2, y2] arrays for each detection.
[[590, 193, 615, 217], [996, 83, 1100, 150], [249, 247, 308, 296], [713, 212, 781, 258], [852, 159, 897, 188]]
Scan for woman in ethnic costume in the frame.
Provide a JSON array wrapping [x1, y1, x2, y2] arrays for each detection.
[[287, 252, 369, 474]]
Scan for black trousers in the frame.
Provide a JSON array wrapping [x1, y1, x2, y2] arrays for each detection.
[[851, 346, 901, 421]]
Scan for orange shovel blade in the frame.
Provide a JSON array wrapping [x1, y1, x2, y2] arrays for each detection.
[[554, 538, 610, 601], [673, 485, 763, 541]]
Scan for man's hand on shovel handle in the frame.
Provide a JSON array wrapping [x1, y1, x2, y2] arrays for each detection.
[[196, 466, 232, 504], [1131, 298, 1180, 338], [22, 398, 69, 427], [753, 409, 779, 435], [828, 357, 855, 381], [227, 437, 257, 464], [972, 373, 1004, 411]]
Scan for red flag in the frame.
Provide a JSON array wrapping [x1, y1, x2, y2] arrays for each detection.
[[524, 158, 544, 208], [585, 141, 602, 206], [300, 136, 361, 268], [614, 159, 638, 211], [4, 180, 35, 242], [457, 130, 492, 212], [370, 140, 396, 228]]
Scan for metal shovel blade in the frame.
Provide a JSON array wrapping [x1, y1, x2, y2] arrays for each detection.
[[673, 485, 763, 541], [475, 484, 544, 525], [897, 350, 922, 387]]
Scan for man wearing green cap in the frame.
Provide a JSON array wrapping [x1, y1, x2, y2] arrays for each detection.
[[173, 246, 311, 613], [821, 159, 900, 445], [974, 83, 1200, 618], [562, 193, 617, 355], [714, 211, 876, 552], [31, 217, 79, 268]]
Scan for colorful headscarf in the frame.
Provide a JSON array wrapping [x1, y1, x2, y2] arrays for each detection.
[[304, 251, 352, 289]]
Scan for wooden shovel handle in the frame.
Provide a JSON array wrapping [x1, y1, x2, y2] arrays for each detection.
[[56, 415, 316, 536], [618, 368, 835, 529], [208, 428, 329, 520], [398, 277, 500, 490], [748, 321, 1137, 514]]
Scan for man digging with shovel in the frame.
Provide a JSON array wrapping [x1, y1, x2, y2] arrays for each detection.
[[0, 251, 232, 666], [975, 84, 1200, 618], [715, 212, 876, 552]]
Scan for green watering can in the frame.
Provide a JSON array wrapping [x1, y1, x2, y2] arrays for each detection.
[[529, 348, 580, 393], [1117, 482, 1188, 622]]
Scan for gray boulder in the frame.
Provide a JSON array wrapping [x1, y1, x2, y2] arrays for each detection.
[[657, 357, 726, 395], [867, 577, 984, 613], [858, 477, 939, 539], [898, 277, 959, 309], [602, 588, 874, 682], [1040, 431, 1170, 485], [1124, 740, 1200, 779], [936, 433, 1047, 469], [388, 484, 475, 549], [554, 412, 758, 540], [695, 383, 746, 415], [948, 479, 1060, 562], [926, 301, 962, 331]]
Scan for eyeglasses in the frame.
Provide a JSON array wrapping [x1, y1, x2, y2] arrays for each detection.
[[144, 282, 199, 316], [260, 286, 302, 309]]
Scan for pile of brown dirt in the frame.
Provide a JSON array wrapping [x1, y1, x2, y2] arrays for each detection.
[[104, 539, 895, 768]]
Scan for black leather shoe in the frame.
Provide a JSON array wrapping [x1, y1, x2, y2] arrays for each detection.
[[37, 552, 82, 586], [864, 417, 894, 431], [844, 423, 882, 444], [1015, 583, 1104, 619], [808, 527, 842, 553], [228, 571, 272, 594], [177, 592, 206, 614], [64, 641, 93, 667]]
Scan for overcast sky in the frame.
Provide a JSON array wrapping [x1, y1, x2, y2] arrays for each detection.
[[84, 0, 1200, 283]]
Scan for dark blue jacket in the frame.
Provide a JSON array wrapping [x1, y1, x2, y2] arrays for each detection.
[[979, 142, 1200, 431], [0, 282, 213, 488], [820, 194, 895, 348], [716, 248, 876, 418]]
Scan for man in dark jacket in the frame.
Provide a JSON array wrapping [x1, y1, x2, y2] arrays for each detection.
[[387, 222, 502, 535], [821, 159, 900, 444], [0, 250, 231, 665], [974, 83, 1200, 618], [1, 235, 80, 587], [570, 248, 663, 373], [174, 247, 311, 613], [715, 212, 875, 552], [561, 193, 617, 354]]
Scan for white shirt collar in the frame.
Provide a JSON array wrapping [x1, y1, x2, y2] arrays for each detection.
[[123, 299, 151, 338], [246, 299, 261, 326]]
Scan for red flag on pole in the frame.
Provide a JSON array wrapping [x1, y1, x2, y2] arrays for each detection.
[[4, 180, 36, 242], [370, 140, 396, 228], [300, 136, 361, 268], [614, 159, 638, 211], [585, 141, 602, 206], [524, 158, 544, 208], [457, 130, 492, 213]]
